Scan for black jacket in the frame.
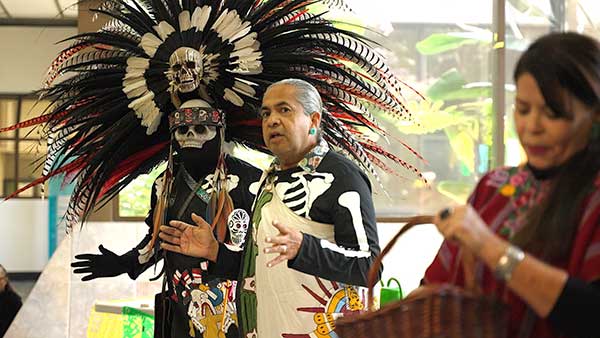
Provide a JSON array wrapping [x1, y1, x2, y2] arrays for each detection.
[[0, 286, 22, 337]]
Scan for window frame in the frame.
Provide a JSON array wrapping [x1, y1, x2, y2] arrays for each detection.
[[0, 93, 46, 199]]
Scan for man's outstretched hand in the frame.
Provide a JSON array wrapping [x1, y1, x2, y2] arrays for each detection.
[[71, 245, 126, 281], [159, 213, 219, 262]]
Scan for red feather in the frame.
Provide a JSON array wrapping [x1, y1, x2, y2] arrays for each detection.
[[284, 9, 309, 24], [3, 157, 87, 200], [97, 141, 169, 199], [0, 112, 56, 133]]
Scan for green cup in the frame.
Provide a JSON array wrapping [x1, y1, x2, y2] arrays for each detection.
[[379, 277, 403, 307]]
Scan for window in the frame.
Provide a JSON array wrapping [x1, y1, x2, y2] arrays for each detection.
[[117, 164, 166, 220], [0, 96, 48, 198]]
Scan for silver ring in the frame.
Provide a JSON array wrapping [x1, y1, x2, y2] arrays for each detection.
[[281, 245, 287, 254], [439, 207, 453, 220]]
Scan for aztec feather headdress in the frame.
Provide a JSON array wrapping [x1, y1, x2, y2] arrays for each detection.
[[1, 0, 424, 229]]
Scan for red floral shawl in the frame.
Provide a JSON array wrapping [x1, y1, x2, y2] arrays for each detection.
[[424, 166, 600, 338]]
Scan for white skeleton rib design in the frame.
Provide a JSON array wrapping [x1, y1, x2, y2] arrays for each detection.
[[275, 171, 334, 218], [202, 173, 240, 194]]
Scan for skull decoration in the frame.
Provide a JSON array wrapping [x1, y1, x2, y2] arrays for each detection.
[[167, 47, 203, 93], [170, 99, 221, 149], [187, 286, 218, 332], [227, 209, 250, 247], [174, 124, 217, 149]]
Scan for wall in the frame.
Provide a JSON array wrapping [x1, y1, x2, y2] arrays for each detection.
[[0, 26, 77, 94], [0, 199, 48, 272], [378, 222, 443, 295], [0, 23, 76, 272]]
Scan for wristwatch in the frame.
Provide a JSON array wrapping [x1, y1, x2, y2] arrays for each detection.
[[494, 245, 525, 281]]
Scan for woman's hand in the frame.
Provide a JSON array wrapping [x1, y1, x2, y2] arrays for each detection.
[[263, 220, 303, 267], [159, 213, 220, 262], [433, 205, 495, 255]]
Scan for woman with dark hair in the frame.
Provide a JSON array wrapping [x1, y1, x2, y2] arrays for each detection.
[[424, 32, 600, 338], [0, 264, 22, 337]]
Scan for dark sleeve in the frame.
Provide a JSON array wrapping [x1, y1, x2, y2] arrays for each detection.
[[207, 243, 243, 280], [7, 290, 21, 322], [9, 290, 22, 316], [226, 155, 262, 211], [0, 290, 22, 336], [547, 278, 600, 337], [119, 174, 164, 279], [206, 157, 259, 280], [288, 167, 381, 287]]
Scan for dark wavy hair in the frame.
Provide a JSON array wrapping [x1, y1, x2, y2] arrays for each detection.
[[511, 32, 600, 260]]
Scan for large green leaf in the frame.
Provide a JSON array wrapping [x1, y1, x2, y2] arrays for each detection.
[[426, 68, 464, 100], [416, 32, 482, 55], [427, 69, 489, 101], [427, 69, 516, 101]]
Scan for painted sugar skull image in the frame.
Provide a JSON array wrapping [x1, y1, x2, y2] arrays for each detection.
[[227, 209, 250, 247]]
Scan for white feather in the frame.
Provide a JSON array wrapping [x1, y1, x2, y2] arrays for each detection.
[[179, 11, 191, 31], [233, 80, 256, 97], [128, 91, 155, 110], [123, 79, 148, 98], [124, 70, 145, 79], [125, 85, 148, 98], [214, 10, 241, 40], [228, 64, 263, 75], [134, 100, 156, 119], [211, 8, 230, 32], [228, 23, 252, 42], [234, 33, 258, 50], [126, 57, 150, 69], [154, 21, 175, 40], [140, 33, 162, 57], [223, 88, 244, 107], [230, 49, 262, 62], [143, 108, 163, 135], [191, 6, 212, 32]]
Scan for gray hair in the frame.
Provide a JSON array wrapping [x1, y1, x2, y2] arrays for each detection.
[[267, 79, 323, 116]]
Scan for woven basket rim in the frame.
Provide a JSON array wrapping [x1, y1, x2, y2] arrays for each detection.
[[336, 286, 508, 327]]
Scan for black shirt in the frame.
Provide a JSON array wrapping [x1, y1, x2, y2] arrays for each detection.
[[0, 286, 22, 337], [212, 143, 381, 287]]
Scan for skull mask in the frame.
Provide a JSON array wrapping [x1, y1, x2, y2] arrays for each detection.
[[227, 209, 250, 247], [174, 124, 217, 149], [168, 47, 203, 93]]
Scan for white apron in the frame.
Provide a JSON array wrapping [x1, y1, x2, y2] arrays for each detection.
[[251, 183, 364, 337]]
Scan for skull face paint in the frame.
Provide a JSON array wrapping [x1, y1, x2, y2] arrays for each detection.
[[174, 124, 217, 149], [227, 209, 250, 247], [167, 47, 203, 93]]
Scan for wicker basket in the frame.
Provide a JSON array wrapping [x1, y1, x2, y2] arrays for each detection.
[[335, 217, 509, 338]]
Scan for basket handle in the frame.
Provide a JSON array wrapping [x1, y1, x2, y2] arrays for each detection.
[[386, 277, 401, 289], [367, 215, 434, 309]]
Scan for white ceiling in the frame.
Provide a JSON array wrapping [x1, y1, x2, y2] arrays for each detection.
[[0, 0, 76, 20]]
